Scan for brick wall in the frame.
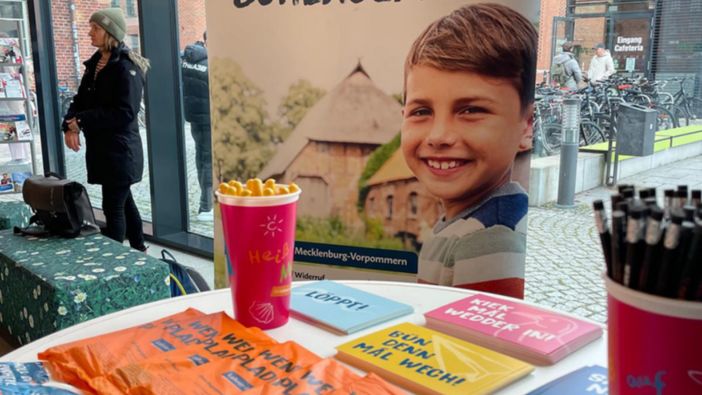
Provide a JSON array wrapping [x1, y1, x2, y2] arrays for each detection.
[[177, 0, 207, 49], [365, 180, 441, 247], [51, 1, 111, 90], [537, 0, 567, 81], [282, 141, 377, 228], [51, 0, 207, 91]]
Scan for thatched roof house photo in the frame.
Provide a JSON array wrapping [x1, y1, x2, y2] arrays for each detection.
[[259, 64, 401, 227], [364, 149, 442, 249]]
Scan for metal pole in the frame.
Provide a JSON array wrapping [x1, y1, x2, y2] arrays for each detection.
[[557, 97, 581, 208]]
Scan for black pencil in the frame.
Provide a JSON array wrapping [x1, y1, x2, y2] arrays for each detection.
[[593, 200, 612, 277], [655, 211, 685, 297], [617, 184, 633, 194], [624, 206, 646, 289], [678, 185, 689, 200], [616, 201, 630, 227], [691, 190, 701, 209], [643, 197, 658, 208], [675, 190, 688, 209], [684, 205, 696, 222], [664, 189, 675, 217], [638, 207, 665, 293], [622, 188, 635, 202], [668, 221, 695, 297], [678, 220, 702, 300], [611, 210, 626, 284]]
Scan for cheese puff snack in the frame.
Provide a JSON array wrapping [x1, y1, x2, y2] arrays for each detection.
[[218, 178, 300, 197]]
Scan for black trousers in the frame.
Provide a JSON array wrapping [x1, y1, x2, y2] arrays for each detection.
[[101, 184, 146, 250], [190, 122, 212, 213]]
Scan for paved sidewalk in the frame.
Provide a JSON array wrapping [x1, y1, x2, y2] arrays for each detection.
[[524, 155, 702, 323]]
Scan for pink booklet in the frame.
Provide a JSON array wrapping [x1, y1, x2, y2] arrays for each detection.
[[424, 294, 602, 365]]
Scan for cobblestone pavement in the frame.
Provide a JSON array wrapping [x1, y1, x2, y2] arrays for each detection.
[[525, 203, 608, 323], [525, 155, 702, 323]]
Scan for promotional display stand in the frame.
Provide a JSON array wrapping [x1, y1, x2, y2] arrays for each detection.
[[0, 17, 37, 194]]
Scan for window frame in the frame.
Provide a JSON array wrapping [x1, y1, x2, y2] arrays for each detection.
[[28, 0, 213, 258]]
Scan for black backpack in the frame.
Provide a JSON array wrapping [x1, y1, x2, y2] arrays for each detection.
[[15, 173, 99, 238], [160, 249, 210, 297]]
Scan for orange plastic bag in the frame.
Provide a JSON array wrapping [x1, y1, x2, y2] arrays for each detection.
[[40, 310, 403, 394], [96, 343, 404, 394], [39, 309, 275, 394]]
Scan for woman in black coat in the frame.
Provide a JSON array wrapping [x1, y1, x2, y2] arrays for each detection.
[[63, 8, 150, 251]]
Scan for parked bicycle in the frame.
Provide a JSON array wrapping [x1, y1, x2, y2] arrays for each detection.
[[668, 77, 702, 126], [533, 88, 606, 156], [57, 80, 76, 119]]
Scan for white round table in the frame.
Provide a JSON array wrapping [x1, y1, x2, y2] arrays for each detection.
[[0, 281, 607, 394]]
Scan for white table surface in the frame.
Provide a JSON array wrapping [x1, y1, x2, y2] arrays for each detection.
[[0, 281, 607, 394]]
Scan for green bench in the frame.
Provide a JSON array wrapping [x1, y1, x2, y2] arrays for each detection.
[[580, 125, 702, 161], [0, 229, 170, 346]]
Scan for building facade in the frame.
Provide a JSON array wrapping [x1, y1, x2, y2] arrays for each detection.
[[51, 0, 206, 90]]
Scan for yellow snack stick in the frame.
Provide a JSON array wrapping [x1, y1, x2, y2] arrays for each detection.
[[276, 186, 289, 195], [227, 184, 240, 196], [247, 178, 263, 196], [262, 188, 275, 196], [264, 178, 276, 190], [219, 183, 234, 196], [227, 180, 243, 193], [240, 188, 253, 197], [288, 182, 300, 193]]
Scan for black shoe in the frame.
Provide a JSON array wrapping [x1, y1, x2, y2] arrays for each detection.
[[134, 245, 149, 253]]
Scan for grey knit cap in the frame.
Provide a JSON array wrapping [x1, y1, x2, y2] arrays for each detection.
[[90, 8, 126, 42]]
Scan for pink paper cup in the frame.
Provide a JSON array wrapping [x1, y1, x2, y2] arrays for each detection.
[[216, 187, 301, 329], [605, 276, 702, 395]]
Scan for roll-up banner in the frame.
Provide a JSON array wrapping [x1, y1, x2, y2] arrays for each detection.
[[207, 0, 539, 298]]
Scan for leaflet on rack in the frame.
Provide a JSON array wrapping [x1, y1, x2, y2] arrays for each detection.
[[0, 114, 30, 141], [0, 72, 24, 98], [0, 38, 20, 63]]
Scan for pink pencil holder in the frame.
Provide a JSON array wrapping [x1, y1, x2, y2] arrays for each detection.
[[605, 276, 702, 394], [216, 188, 300, 330]]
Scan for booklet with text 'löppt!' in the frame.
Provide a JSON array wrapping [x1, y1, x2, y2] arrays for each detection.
[[291, 281, 413, 334], [424, 294, 603, 365], [526, 365, 608, 395], [335, 322, 533, 395]]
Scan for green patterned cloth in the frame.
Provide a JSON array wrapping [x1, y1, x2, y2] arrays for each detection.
[[0, 229, 170, 345], [0, 201, 32, 230]]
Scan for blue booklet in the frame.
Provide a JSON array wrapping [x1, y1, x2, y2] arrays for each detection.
[[0, 362, 80, 394], [0, 383, 79, 394], [527, 365, 608, 395], [291, 281, 413, 334], [0, 362, 50, 386]]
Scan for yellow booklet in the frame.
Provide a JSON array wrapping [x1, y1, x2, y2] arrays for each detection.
[[335, 322, 533, 395]]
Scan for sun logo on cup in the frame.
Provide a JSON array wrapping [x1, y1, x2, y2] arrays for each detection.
[[260, 214, 284, 238]]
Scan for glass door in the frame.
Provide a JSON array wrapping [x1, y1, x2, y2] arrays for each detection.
[[609, 11, 654, 76]]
